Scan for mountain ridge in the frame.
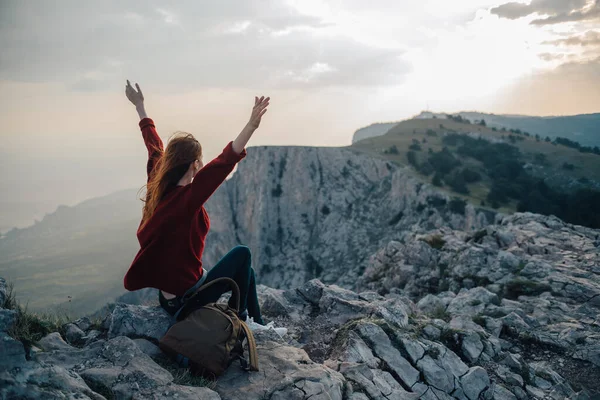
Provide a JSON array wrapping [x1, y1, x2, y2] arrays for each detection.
[[352, 111, 600, 147]]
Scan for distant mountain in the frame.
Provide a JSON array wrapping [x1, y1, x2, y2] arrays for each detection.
[[0, 188, 142, 315], [352, 122, 399, 144], [455, 112, 600, 147], [352, 111, 600, 147]]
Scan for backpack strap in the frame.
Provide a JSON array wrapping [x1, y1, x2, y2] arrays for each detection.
[[174, 277, 242, 322], [239, 321, 259, 371]]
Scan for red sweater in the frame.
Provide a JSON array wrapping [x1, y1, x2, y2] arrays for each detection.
[[124, 118, 246, 295]]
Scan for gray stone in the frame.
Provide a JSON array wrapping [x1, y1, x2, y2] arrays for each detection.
[[423, 325, 441, 340], [355, 322, 420, 388], [108, 303, 171, 342], [38, 332, 75, 352], [461, 332, 483, 363], [35, 340, 105, 369], [496, 365, 524, 387], [447, 287, 499, 316], [1, 364, 105, 399], [217, 341, 345, 400], [417, 355, 454, 393], [65, 323, 86, 345], [133, 338, 164, 359], [491, 384, 518, 400], [400, 338, 425, 364], [0, 277, 7, 307], [500, 353, 523, 371], [0, 309, 16, 332], [417, 294, 446, 314], [374, 298, 410, 328], [0, 331, 26, 369], [460, 367, 490, 400], [327, 330, 379, 369], [525, 385, 547, 399]]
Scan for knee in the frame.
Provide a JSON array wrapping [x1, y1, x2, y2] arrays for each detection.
[[233, 245, 251, 257], [232, 245, 251, 262]]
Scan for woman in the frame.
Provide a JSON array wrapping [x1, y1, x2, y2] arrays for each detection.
[[123, 80, 269, 324]]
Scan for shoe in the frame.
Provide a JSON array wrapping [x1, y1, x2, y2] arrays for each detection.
[[244, 316, 287, 337]]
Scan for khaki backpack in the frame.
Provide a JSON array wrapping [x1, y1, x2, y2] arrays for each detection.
[[159, 277, 259, 377]]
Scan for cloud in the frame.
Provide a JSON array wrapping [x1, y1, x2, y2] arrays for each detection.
[[497, 55, 600, 114], [0, 0, 409, 91], [544, 30, 600, 46], [538, 52, 565, 61], [531, 1, 600, 24], [491, 0, 596, 24]]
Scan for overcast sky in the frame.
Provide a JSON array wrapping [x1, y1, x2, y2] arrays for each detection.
[[0, 0, 599, 216]]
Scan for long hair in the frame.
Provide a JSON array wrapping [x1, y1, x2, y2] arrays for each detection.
[[138, 131, 202, 231]]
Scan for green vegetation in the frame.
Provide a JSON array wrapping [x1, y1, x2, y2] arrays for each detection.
[[351, 117, 600, 228], [554, 137, 600, 155], [154, 357, 217, 388], [442, 133, 600, 228], [4, 282, 72, 350], [384, 145, 400, 155], [472, 314, 486, 327], [427, 306, 451, 322]]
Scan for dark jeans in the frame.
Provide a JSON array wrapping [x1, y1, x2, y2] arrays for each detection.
[[160, 245, 263, 325]]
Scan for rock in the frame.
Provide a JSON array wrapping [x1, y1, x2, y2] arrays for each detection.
[[417, 355, 454, 393], [500, 353, 523, 371], [0, 332, 26, 369], [133, 338, 164, 359], [297, 279, 326, 305], [35, 340, 105, 370], [65, 323, 86, 345], [355, 322, 420, 388], [400, 338, 426, 364], [496, 365, 524, 387], [418, 294, 446, 314], [38, 332, 75, 352], [0, 308, 16, 332], [83, 330, 102, 345], [216, 341, 345, 400], [341, 363, 420, 400], [525, 385, 547, 399], [108, 303, 171, 341], [461, 332, 483, 363], [374, 298, 411, 328], [73, 316, 93, 331], [1, 364, 104, 399], [124, 385, 222, 399], [460, 367, 490, 400], [0, 277, 7, 308], [501, 312, 531, 333], [492, 384, 518, 400], [447, 287, 499, 316], [423, 325, 441, 340]]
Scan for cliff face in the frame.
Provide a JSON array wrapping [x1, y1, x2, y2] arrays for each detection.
[[203, 146, 493, 290]]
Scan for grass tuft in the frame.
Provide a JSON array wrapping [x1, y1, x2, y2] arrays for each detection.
[[154, 357, 217, 389], [4, 282, 72, 350]]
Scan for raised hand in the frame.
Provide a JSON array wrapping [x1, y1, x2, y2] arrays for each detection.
[[125, 80, 145, 107], [248, 96, 270, 129]]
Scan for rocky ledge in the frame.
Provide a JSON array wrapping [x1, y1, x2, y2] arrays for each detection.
[[1, 263, 599, 399]]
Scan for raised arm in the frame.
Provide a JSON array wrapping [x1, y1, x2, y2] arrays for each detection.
[[126, 80, 164, 181], [188, 96, 270, 211]]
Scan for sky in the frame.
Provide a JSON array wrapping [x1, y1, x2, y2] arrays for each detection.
[[0, 0, 599, 227]]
